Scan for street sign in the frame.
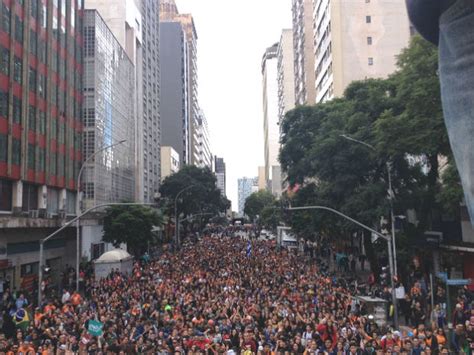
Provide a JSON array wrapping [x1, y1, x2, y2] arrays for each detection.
[[446, 279, 471, 286]]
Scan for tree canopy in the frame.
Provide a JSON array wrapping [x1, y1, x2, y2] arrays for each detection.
[[244, 190, 275, 222], [102, 205, 163, 256]]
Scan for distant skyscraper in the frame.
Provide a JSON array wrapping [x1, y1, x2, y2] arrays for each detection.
[[292, 0, 316, 105], [262, 44, 282, 197], [277, 29, 296, 124], [214, 157, 226, 197], [312, 0, 411, 103], [85, 0, 161, 203], [160, 0, 200, 167], [238, 177, 258, 215], [195, 110, 212, 169], [82, 10, 136, 210], [161, 146, 180, 179]]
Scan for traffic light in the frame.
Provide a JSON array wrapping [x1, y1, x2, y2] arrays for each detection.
[[380, 266, 389, 287]]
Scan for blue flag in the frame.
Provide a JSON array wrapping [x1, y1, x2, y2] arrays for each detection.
[[246, 241, 252, 257]]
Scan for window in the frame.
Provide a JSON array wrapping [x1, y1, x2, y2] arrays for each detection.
[[50, 119, 57, 139], [368, 57, 374, 66], [22, 183, 38, 211], [39, 110, 46, 134], [29, 29, 37, 55], [367, 36, 373, 45], [49, 151, 56, 174], [58, 122, 64, 144], [1, 3, 10, 34], [0, 133, 6, 162], [0, 90, 7, 117], [29, 67, 36, 92], [28, 105, 36, 131], [13, 96, 22, 123], [47, 187, 59, 213], [38, 73, 46, 98], [0, 46, 9, 75], [14, 15, 23, 43], [366, 16, 371, 23], [27, 144, 35, 169], [13, 56, 22, 83], [30, 0, 38, 18], [12, 139, 21, 165], [38, 147, 45, 171], [38, 38, 46, 63], [20, 262, 39, 277], [0, 179, 13, 211]]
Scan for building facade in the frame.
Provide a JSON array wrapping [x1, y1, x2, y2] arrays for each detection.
[[195, 110, 212, 169], [82, 10, 135, 210], [160, 0, 199, 167], [214, 156, 226, 197], [0, 0, 84, 288], [159, 21, 189, 165], [277, 29, 296, 125], [313, 0, 411, 103], [262, 44, 282, 197], [238, 177, 258, 216], [85, 0, 161, 203], [160, 146, 179, 180], [292, 0, 316, 105]]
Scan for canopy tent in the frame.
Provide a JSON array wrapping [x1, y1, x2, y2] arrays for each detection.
[[93, 249, 133, 279]]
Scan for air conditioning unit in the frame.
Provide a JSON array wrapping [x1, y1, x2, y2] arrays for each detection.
[[46, 212, 55, 219], [28, 210, 39, 218], [58, 211, 67, 220]]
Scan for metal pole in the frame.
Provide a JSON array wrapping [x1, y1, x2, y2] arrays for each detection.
[[38, 241, 44, 306], [387, 162, 398, 277], [174, 185, 199, 249], [387, 235, 399, 328]]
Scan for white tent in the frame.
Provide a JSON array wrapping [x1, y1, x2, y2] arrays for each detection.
[[93, 249, 133, 279]]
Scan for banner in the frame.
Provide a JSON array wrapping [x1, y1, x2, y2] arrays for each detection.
[[87, 320, 103, 337]]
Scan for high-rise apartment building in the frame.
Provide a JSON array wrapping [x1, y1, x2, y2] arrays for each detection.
[[214, 156, 226, 197], [159, 21, 190, 165], [82, 10, 135, 210], [262, 44, 282, 197], [292, 0, 316, 105], [277, 29, 296, 125], [0, 0, 84, 288], [85, 0, 161, 203], [160, 0, 200, 167], [195, 110, 212, 169], [238, 177, 258, 216], [160, 146, 180, 180], [313, 0, 411, 103]]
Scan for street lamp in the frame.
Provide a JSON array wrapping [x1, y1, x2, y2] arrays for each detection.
[[340, 134, 398, 277], [288, 205, 399, 328], [38, 202, 155, 305], [75, 140, 126, 292]]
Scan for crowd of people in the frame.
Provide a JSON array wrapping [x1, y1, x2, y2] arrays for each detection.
[[0, 234, 473, 354]]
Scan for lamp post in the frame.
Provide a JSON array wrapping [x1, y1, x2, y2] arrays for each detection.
[[288, 205, 399, 328], [340, 134, 398, 276], [38, 202, 155, 306], [75, 140, 126, 292], [174, 185, 201, 248]]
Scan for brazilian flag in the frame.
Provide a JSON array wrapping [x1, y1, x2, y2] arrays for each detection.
[[13, 308, 30, 331]]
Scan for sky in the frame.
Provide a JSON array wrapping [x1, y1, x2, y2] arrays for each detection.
[[175, 0, 292, 210]]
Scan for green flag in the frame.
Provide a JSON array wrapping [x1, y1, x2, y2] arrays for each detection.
[[87, 319, 103, 337]]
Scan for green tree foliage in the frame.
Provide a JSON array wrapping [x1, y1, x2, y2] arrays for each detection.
[[103, 205, 163, 256], [244, 190, 275, 222], [279, 36, 463, 274], [159, 166, 231, 224]]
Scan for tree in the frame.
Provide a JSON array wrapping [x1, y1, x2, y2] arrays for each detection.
[[159, 166, 230, 226], [244, 190, 275, 222], [103, 205, 163, 256]]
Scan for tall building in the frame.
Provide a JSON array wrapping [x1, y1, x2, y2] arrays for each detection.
[[214, 156, 226, 197], [313, 0, 411, 103], [160, 146, 180, 180], [262, 44, 282, 197], [85, 0, 161, 203], [277, 29, 296, 124], [258, 166, 266, 191], [0, 0, 84, 288], [292, 0, 316, 105], [238, 177, 258, 216], [82, 10, 136, 211], [159, 21, 190, 165], [195, 110, 212, 169], [160, 0, 200, 167]]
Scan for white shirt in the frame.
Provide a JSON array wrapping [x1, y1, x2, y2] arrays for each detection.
[[62, 291, 71, 304]]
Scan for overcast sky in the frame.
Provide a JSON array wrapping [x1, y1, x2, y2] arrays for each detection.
[[175, 0, 292, 210]]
